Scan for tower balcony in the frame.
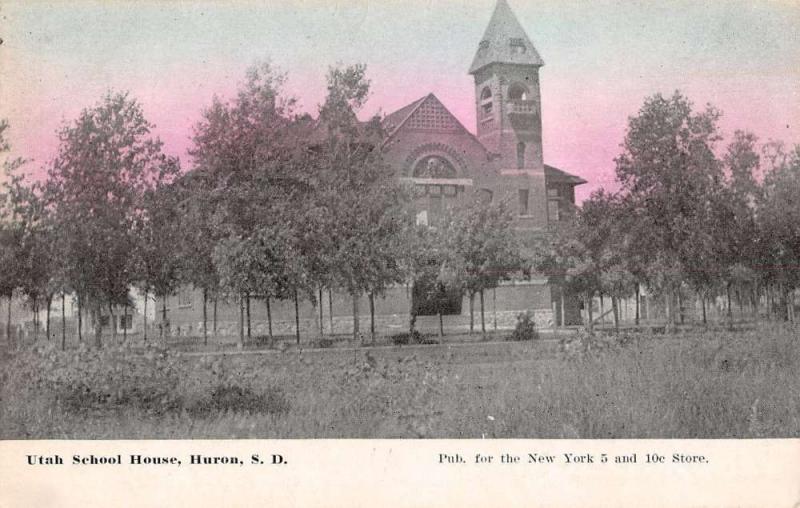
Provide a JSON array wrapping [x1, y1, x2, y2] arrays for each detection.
[[506, 100, 538, 116]]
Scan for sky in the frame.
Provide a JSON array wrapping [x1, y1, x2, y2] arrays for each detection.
[[1, 0, 798, 201]]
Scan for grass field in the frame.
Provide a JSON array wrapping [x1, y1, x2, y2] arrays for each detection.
[[1, 324, 798, 439]]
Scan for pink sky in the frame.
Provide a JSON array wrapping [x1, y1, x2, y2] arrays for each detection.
[[1, 0, 798, 201]]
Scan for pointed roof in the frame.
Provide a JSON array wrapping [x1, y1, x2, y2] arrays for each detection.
[[469, 0, 544, 74]]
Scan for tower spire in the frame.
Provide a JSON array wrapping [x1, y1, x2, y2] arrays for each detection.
[[469, 0, 544, 75]]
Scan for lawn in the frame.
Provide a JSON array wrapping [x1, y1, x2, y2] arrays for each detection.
[[1, 324, 798, 439]]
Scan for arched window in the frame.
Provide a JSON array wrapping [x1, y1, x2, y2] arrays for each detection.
[[517, 142, 526, 169], [480, 87, 493, 116], [508, 83, 530, 101], [413, 155, 457, 178]]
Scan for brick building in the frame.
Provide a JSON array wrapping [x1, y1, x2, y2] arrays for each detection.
[[157, 0, 586, 339]]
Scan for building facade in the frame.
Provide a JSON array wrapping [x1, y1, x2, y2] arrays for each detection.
[[157, 0, 586, 339]]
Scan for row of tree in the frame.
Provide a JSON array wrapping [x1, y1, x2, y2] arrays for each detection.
[[535, 92, 800, 333], [2, 67, 798, 348], [0, 62, 523, 349]]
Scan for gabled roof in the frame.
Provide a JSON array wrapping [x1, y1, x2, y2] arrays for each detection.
[[469, 0, 544, 74], [545, 164, 587, 186], [381, 94, 487, 153], [381, 96, 427, 137]]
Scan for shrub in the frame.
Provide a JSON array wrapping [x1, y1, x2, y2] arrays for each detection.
[[314, 338, 335, 349], [5, 343, 182, 415], [188, 384, 289, 416], [392, 334, 410, 345], [392, 329, 427, 345], [509, 312, 539, 341]]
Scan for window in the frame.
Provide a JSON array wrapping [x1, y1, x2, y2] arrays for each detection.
[[479, 188, 493, 204], [429, 194, 443, 216], [413, 155, 457, 178], [548, 200, 560, 222], [517, 142, 526, 169], [119, 315, 133, 330], [518, 189, 529, 216], [416, 210, 429, 226], [547, 187, 559, 198], [480, 87, 493, 117], [177, 289, 192, 308], [508, 83, 530, 101], [510, 38, 527, 54]]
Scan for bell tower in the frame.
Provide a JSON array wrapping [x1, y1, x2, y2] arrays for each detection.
[[470, 0, 544, 172]]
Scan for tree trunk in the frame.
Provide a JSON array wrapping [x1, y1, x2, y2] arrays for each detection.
[[701, 293, 707, 326], [678, 289, 685, 325], [265, 296, 273, 344], [109, 303, 116, 342], [246, 293, 251, 342], [665, 289, 674, 333], [77, 294, 82, 343], [33, 297, 39, 341], [213, 297, 218, 338], [5, 294, 11, 349], [352, 293, 359, 341], [61, 293, 66, 350], [480, 289, 486, 335], [585, 293, 594, 335], [469, 292, 474, 335], [238, 293, 244, 348], [122, 302, 127, 342], [162, 296, 168, 346], [202, 288, 208, 346], [94, 302, 102, 348], [46, 295, 52, 341], [328, 290, 334, 335], [769, 285, 775, 321], [294, 288, 301, 345], [318, 288, 324, 338], [612, 296, 619, 334], [438, 312, 444, 337], [599, 294, 605, 329], [143, 291, 148, 342], [736, 289, 743, 322], [560, 290, 566, 328], [493, 288, 497, 332], [726, 283, 733, 328], [369, 291, 375, 344]]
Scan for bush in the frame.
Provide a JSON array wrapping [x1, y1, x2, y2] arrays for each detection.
[[313, 338, 335, 349], [5, 343, 182, 415], [392, 329, 427, 345], [509, 312, 539, 341], [188, 384, 289, 416]]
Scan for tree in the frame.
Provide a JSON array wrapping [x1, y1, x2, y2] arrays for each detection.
[[0, 119, 29, 347], [133, 174, 182, 344], [192, 60, 311, 345], [315, 64, 413, 342], [757, 143, 800, 322], [442, 198, 522, 335], [47, 92, 180, 347], [720, 131, 763, 321], [613, 91, 724, 331]]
